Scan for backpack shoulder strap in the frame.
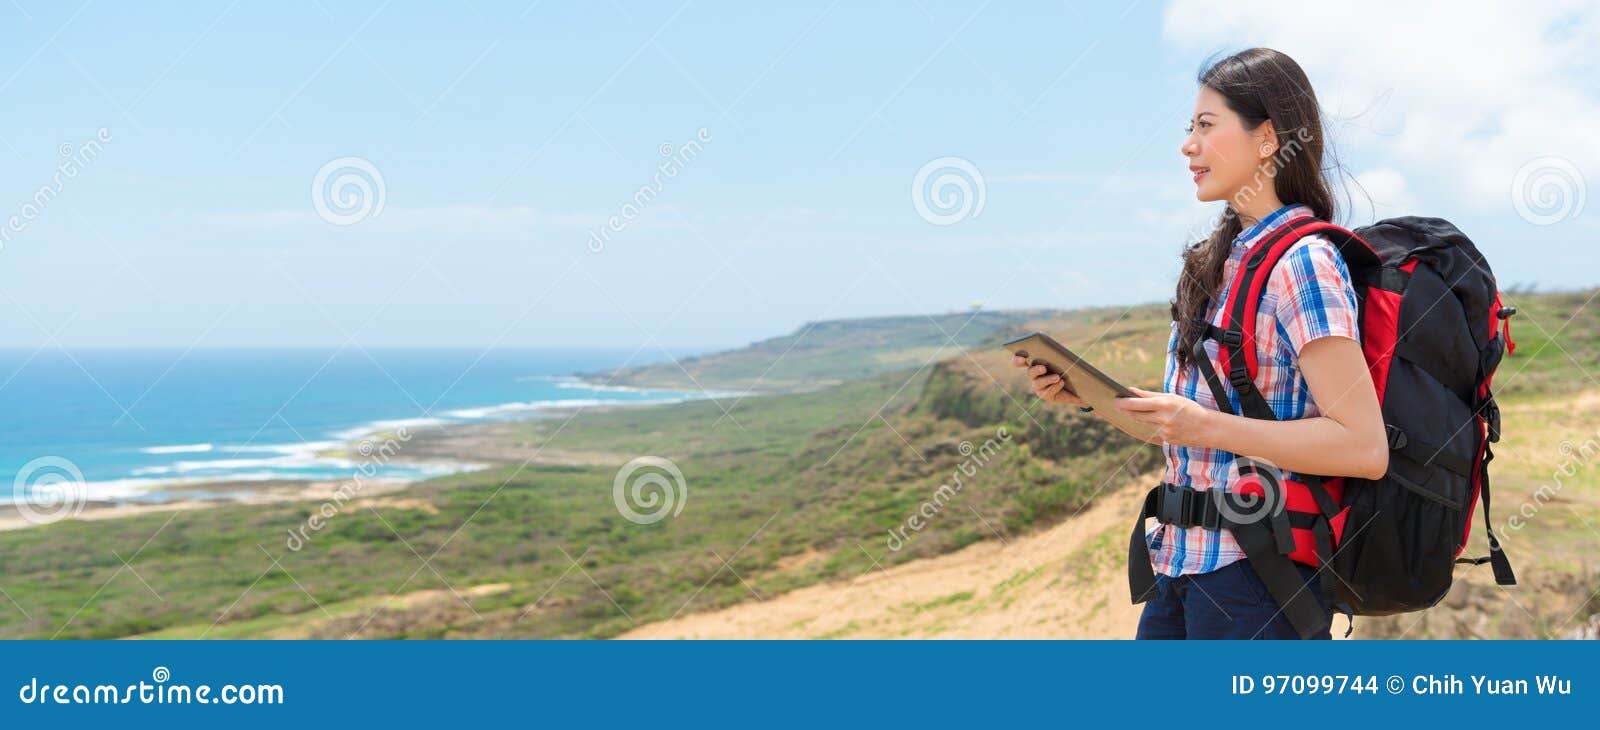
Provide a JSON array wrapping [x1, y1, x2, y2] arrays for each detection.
[[1198, 216, 1318, 420], [1205, 218, 1378, 421]]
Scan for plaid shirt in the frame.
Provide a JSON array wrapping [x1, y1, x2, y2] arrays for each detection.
[[1146, 203, 1361, 577]]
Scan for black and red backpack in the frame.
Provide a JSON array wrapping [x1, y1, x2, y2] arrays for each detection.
[[1127, 215, 1518, 638]]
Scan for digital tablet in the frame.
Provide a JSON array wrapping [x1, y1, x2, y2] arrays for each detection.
[[1003, 332, 1159, 441]]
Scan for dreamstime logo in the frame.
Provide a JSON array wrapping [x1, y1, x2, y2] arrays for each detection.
[[911, 156, 985, 226], [886, 425, 1012, 551], [1, 128, 113, 252], [285, 428, 412, 552], [1216, 456, 1287, 526], [587, 127, 712, 253], [1510, 156, 1585, 226], [1232, 126, 1315, 211], [311, 156, 386, 226], [612, 456, 686, 525], [12, 456, 87, 525], [17, 665, 285, 705], [1181, 127, 1319, 244], [1505, 429, 1599, 537]]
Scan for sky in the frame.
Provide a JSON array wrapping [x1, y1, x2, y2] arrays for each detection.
[[0, 0, 1596, 351]]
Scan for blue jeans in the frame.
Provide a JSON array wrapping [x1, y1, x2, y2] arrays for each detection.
[[1134, 559, 1331, 640]]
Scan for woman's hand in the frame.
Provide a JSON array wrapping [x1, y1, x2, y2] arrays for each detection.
[[1114, 386, 1214, 447], [1011, 355, 1087, 408]]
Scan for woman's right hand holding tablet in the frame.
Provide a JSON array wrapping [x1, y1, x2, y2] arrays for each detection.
[[1011, 354, 1089, 409]]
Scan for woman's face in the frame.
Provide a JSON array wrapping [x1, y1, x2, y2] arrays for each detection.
[[1181, 85, 1275, 203]]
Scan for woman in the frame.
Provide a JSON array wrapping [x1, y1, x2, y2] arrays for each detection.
[[1013, 48, 1387, 639]]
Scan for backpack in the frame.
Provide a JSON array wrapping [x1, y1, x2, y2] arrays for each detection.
[[1126, 215, 1518, 639]]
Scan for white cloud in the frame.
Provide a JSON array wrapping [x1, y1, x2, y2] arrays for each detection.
[[1162, 0, 1600, 214]]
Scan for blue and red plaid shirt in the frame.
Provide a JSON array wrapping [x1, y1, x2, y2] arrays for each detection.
[[1147, 203, 1361, 577]]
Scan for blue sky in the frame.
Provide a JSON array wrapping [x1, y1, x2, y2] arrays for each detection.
[[1, 1, 1595, 350]]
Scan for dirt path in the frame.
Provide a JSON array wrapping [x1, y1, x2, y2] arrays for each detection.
[[623, 388, 1600, 641], [620, 472, 1155, 640]]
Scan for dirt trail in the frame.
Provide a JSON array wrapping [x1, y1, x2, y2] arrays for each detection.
[[620, 473, 1154, 640], [623, 388, 1600, 641]]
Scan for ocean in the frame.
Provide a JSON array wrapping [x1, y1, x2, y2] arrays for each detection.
[[0, 348, 700, 502]]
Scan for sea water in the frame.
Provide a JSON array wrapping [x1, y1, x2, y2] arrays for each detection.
[[0, 348, 701, 503]]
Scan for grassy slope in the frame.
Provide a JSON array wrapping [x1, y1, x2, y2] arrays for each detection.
[[588, 308, 1065, 392], [0, 290, 1596, 639]]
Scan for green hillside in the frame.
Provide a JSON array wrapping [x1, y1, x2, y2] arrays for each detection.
[[588, 308, 1067, 392]]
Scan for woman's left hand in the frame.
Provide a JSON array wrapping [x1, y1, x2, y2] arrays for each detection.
[[1114, 386, 1215, 447]]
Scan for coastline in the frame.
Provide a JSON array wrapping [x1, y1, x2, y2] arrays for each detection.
[[0, 477, 412, 532], [0, 390, 686, 533]]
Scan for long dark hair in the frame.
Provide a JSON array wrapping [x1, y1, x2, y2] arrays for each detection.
[[1172, 48, 1335, 367]]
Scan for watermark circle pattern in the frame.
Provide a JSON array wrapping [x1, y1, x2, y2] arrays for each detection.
[[312, 156, 386, 226], [1511, 156, 1585, 226], [12, 456, 87, 525], [612, 456, 687, 525], [911, 156, 985, 226]]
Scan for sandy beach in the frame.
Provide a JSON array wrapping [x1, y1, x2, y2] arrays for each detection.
[[0, 414, 623, 533], [0, 477, 415, 532]]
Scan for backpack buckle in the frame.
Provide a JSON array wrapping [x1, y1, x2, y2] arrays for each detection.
[[1485, 399, 1502, 443], [1157, 483, 1185, 525], [1228, 368, 1254, 390], [1156, 483, 1212, 528], [1193, 319, 1243, 347], [1199, 490, 1224, 531], [1385, 424, 1408, 450]]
